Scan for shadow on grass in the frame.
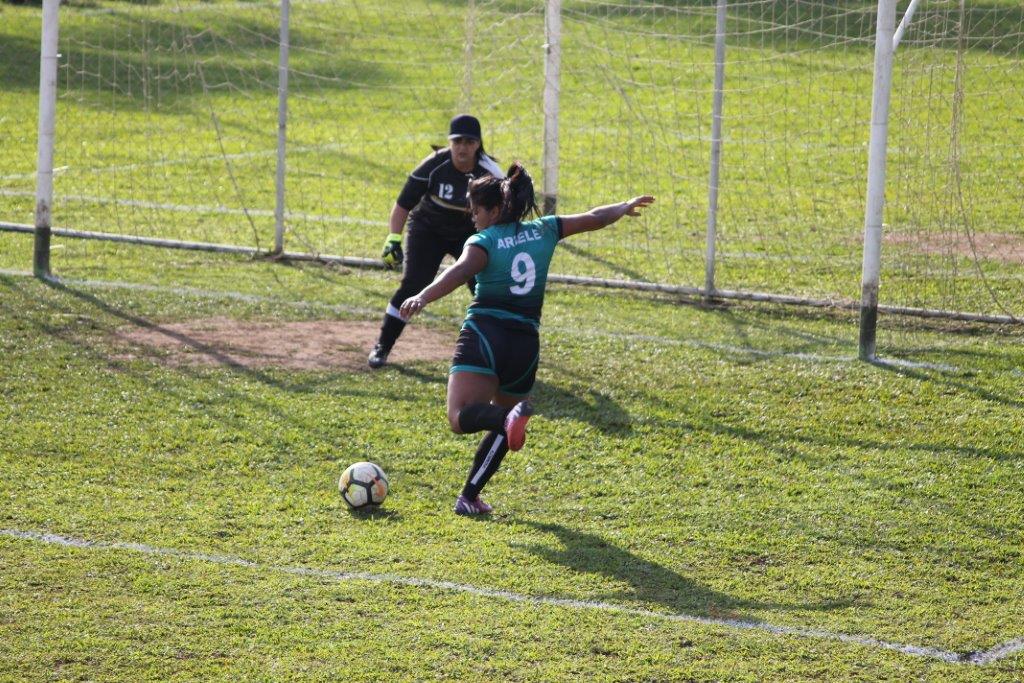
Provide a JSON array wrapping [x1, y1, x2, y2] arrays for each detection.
[[10, 277, 424, 459], [346, 506, 401, 521], [654, 402, 1022, 464], [533, 377, 634, 437], [45, 278, 325, 392], [520, 521, 855, 621], [714, 304, 1024, 410], [390, 363, 636, 437], [867, 357, 1024, 411]]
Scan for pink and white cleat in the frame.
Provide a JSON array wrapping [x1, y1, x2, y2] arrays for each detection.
[[503, 400, 534, 452]]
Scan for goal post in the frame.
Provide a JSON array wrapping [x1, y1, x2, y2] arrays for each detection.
[[273, 0, 291, 255], [33, 0, 60, 280], [542, 0, 562, 216], [704, 0, 728, 299], [859, 0, 898, 361]]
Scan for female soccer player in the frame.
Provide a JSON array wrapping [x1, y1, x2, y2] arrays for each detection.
[[368, 114, 503, 369], [400, 162, 654, 515]]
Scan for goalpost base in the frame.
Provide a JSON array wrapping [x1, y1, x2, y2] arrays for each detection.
[[32, 226, 51, 279]]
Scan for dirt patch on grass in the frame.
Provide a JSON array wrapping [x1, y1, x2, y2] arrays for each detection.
[[113, 317, 453, 371], [884, 231, 1024, 263]]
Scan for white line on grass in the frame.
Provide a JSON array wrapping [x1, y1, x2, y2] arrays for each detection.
[[4, 527, 1018, 665], [647, 339, 960, 372], [969, 637, 1024, 665], [0, 166, 70, 182], [868, 357, 961, 373], [584, 331, 858, 364]]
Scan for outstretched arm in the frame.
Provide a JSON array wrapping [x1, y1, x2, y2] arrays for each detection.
[[399, 244, 488, 319], [559, 195, 655, 239]]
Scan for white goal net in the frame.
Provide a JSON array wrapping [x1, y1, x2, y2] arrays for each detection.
[[1, 0, 1022, 320]]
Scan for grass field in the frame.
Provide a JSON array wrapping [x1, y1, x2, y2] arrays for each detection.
[[3, 1, 1024, 679], [2, 228, 1024, 680], [2, 0, 1024, 316]]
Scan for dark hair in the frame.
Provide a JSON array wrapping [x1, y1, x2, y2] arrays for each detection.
[[477, 144, 497, 163], [468, 162, 537, 226], [430, 143, 497, 163]]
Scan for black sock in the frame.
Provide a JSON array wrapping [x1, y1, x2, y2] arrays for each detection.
[[377, 313, 406, 350], [462, 430, 509, 500], [457, 403, 508, 434]]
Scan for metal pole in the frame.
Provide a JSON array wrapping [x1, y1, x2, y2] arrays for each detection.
[[704, 0, 727, 299], [892, 0, 922, 52], [273, 0, 290, 254], [859, 0, 897, 361], [542, 0, 562, 215], [34, 0, 60, 279]]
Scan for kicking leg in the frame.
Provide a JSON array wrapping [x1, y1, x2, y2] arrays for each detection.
[[456, 390, 533, 514], [448, 371, 505, 515]]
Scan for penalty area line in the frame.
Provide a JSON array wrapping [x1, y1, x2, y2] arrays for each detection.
[[3, 528, 1019, 665]]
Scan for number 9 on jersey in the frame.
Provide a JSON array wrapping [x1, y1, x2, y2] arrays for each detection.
[[509, 252, 536, 295]]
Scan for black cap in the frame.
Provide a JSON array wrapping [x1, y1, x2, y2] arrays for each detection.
[[448, 114, 482, 140]]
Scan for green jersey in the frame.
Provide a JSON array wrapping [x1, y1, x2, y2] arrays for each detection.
[[464, 215, 563, 327]]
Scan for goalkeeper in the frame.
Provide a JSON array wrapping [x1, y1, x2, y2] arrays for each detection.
[[368, 114, 503, 369]]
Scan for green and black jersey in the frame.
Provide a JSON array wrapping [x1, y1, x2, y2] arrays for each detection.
[[464, 215, 563, 328]]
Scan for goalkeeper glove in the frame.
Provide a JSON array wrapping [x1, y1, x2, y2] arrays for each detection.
[[381, 233, 404, 269]]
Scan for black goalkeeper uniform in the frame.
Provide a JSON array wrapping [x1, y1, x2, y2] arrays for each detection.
[[388, 149, 503, 310]]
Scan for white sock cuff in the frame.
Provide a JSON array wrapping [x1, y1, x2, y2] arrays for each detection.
[[386, 303, 407, 322]]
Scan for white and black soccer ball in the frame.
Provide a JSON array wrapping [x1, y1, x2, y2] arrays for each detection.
[[338, 461, 389, 509]]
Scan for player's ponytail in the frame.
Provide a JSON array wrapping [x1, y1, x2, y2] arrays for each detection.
[[468, 162, 537, 228], [499, 162, 538, 226]]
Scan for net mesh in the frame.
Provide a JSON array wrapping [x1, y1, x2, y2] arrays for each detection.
[[1, 0, 1022, 318]]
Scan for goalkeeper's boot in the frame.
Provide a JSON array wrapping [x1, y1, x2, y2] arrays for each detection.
[[503, 400, 534, 452], [454, 494, 492, 516], [367, 343, 391, 369]]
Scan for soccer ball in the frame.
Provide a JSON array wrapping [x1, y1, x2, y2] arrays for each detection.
[[338, 461, 389, 509]]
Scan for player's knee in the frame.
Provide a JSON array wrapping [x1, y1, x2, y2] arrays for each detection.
[[447, 407, 463, 434]]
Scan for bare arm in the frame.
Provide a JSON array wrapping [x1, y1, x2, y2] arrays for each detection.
[[399, 244, 488, 319], [388, 203, 410, 235], [559, 195, 655, 239]]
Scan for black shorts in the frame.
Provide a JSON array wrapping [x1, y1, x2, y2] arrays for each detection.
[[450, 316, 539, 396]]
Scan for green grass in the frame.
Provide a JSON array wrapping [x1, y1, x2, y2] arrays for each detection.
[[2, 0, 1024, 316], [2, 229, 1024, 680], [1, 3, 1023, 675]]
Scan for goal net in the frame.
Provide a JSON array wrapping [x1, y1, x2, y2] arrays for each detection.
[[1, 0, 1022, 320]]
